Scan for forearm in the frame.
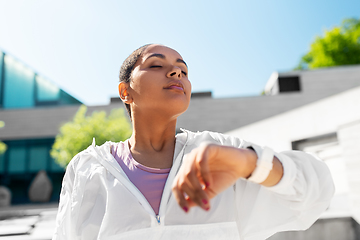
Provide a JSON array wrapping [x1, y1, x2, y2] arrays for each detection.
[[261, 156, 283, 186], [234, 150, 334, 239]]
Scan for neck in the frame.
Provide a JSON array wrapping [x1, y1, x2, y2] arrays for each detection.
[[128, 110, 178, 168]]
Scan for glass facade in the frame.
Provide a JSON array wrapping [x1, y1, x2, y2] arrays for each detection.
[[0, 138, 64, 204], [3, 55, 35, 108], [36, 75, 60, 102], [8, 145, 27, 173], [0, 51, 82, 109], [0, 50, 82, 204], [0, 154, 5, 174], [29, 145, 48, 172]]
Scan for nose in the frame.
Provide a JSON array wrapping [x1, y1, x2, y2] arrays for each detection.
[[166, 66, 182, 79]]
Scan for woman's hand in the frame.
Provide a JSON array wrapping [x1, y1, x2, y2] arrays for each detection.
[[171, 143, 258, 212]]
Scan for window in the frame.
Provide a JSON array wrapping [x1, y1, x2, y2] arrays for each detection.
[[59, 90, 81, 105], [50, 156, 65, 172], [2, 138, 64, 174], [278, 76, 301, 93], [35, 75, 60, 102], [8, 146, 27, 173], [3, 55, 35, 108], [0, 138, 65, 204], [29, 145, 48, 172], [0, 153, 5, 174]]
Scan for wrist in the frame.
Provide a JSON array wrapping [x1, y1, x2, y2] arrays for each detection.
[[240, 148, 257, 179]]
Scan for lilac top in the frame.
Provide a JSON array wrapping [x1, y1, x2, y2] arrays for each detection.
[[112, 140, 171, 215]]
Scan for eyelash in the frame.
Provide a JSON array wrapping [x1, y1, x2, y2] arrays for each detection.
[[150, 65, 187, 76]]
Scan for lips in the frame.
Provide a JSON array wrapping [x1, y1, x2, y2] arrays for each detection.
[[164, 81, 185, 93], [168, 85, 184, 91]]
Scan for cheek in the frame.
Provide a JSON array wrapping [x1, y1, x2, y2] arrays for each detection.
[[130, 72, 149, 94], [130, 72, 162, 100], [185, 78, 192, 93]]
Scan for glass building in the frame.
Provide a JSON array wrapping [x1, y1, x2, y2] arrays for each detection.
[[0, 51, 82, 204], [0, 52, 80, 109]]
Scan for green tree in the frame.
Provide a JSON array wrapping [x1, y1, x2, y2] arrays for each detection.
[[295, 18, 360, 70], [50, 105, 132, 167], [0, 121, 6, 155]]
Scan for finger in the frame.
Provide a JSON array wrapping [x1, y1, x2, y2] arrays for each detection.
[[183, 166, 210, 211], [172, 152, 196, 212], [196, 144, 214, 189], [173, 179, 201, 211], [172, 179, 190, 213], [185, 197, 197, 208], [174, 149, 210, 211]]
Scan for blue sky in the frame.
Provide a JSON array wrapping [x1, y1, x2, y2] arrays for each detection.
[[0, 0, 359, 105]]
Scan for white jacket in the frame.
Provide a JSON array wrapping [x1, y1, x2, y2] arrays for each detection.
[[53, 130, 334, 240]]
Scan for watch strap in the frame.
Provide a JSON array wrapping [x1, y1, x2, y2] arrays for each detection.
[[247, 147, 274, 184]]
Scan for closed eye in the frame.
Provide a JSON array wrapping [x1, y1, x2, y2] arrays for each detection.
[[150, 65, 162, 68], [182, 71, 187, 76]]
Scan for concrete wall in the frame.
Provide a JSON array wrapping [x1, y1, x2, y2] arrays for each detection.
[[339, 121, 360, 224], [0, 103, 125, 140], [299, 66, 360, 99]]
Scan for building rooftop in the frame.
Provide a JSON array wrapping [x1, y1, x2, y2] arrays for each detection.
[[0, 51, 81, 110]]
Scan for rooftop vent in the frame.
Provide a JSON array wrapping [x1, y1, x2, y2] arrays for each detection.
[[110, 97, 121, 103], [191, 91, 212, 98], [265, 72, 301, 95], [278, 76, 301, 93]]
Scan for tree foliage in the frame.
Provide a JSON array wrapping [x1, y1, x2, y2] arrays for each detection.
[[295, 18, 360, 70], [0, 143, 6, 155], [50, 105, 132, 167], [0, 121, 6, 155]]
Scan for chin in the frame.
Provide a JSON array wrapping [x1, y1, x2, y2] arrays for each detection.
[[160, 102, 189, 119]]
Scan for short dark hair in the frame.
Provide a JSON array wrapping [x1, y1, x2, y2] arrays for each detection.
[[119, 44, 151, 119]]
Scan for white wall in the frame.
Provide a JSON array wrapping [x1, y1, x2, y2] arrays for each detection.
[[338, 121, 360, 223], [226, 86, 360, 219], [226, 86, 360, 153]]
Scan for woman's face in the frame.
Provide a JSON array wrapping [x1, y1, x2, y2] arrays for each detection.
[[127, 44, 192, 118]]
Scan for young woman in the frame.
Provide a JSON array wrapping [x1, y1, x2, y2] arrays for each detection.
[[53, 44, 334, 240]]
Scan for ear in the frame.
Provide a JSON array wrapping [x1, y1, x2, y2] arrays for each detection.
[[118, 82, 133, 104]]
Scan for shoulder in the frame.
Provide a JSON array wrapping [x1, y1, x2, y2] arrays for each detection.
[[66, 141, 118, 174], [67, 145, 96, 169]]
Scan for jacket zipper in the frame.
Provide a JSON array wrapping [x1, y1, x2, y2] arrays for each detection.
[[157, 130, 189, 227], [156, 215, 161, 225], [93, 131, 189, 227]]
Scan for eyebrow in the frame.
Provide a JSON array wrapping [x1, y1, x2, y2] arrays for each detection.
[[145, 53, 188, 67]]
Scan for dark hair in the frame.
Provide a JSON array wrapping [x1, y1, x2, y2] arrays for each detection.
[[119, 44, 151, 119]]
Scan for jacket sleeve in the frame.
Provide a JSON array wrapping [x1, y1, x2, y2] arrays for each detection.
[[52, 154, 79, 240], [52, 150, 107, 240], [235, 140, 335, 240], [199, 132, 335, 240]]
